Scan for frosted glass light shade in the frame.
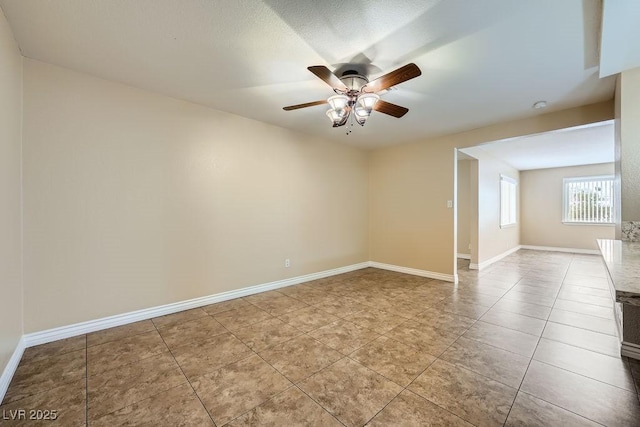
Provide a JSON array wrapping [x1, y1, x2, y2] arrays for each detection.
[[327, 95, 349, 110], [357, 93, 379, 109], [326, 108, 348, 126]]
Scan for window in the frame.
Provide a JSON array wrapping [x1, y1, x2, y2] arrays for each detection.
[[500, 175, 517, 227], [563, 175, 615, 224]]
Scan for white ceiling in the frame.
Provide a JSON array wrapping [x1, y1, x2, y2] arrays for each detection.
[[0, 0, 616, 148], [461, 121, 614, 171], [600, 0, 640, 77]]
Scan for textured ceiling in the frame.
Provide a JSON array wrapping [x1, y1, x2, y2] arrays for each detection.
[[0, 0, 616, 148], [462, 122, 614, 171]]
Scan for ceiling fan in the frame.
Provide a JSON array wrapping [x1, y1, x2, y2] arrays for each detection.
[[283, 63, 422, 132]]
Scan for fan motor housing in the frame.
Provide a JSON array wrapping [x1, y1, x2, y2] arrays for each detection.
[[336, 69, 369, 94]]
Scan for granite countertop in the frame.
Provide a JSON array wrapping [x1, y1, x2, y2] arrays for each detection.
[[597, 239, 640, 306]]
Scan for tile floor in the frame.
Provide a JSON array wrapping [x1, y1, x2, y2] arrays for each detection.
[[2, 250, 640, 426]]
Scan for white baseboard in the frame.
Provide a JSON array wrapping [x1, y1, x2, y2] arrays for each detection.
[[0, 336, 26, 404], [457, 253, 471, 260], [369, 261, 456, 284], [23, 262, 370, 348], [621, 341, 640, 361], [519, 245, 599, 255], [469, 246, 521, 271]]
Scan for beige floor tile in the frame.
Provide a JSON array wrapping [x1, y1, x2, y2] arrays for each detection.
[[447, 292, 502, 307], [384, 319, 458, 357], [91, 383, 214, 427], [560, 285, 611, 298], [151, 307, 209, 329], [350, 336, 436, 387], [557, 291, 613, 308], [437, 298, 491, 320], [243, 290, 286, 304], [3, 349, 86, 404], [20, 336, 86, 365], [345, 309, 410, 333], [201, 298, 250, 316], [231, 317, 302, 352], [157, 315, 227, 350], [226, 386, 342, 426], [87, 352, 187, 420], [409, 359, 517, 426], [455, 284, 508, 297], [533, 338, 636, 392], [249, 295, 309, 316], [212, 305, 273, 330], [548, 309, 617, 336], [172, 332, 252, 380], [259, 335, 343, 383], [553, 299, 613, 319], [563, 275, 609, 289], [312, 296, 367, 317], [500, 291, 557, 308], [299, 357, 402, 427], [505, 391, 600, 426], [365, 390, 473, 427], [542, 322, 620, 357], [480, 308, 546, 336], [87, 320, 156, 347], [309, 319, 380, 354], [521, 360, 640, 426], [87, 330, 168, 377], [440, 336, 530, 388], [463, 321, 539, 357], [412, 307, 476, 335], [0, 379, 85, 426], [192, 354, 291, 426], [510, 284, 560, 298], [378, 300, 430, 317], [492, 299, 551, 320], [277, 306, 340, 332]]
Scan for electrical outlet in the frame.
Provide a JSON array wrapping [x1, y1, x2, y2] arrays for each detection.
[[468, 244, 471, 250], [447, 200, 453, 208], [285, 258, 290, 268]]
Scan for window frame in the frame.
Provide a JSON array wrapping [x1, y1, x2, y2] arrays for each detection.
[[562, 175, 615, 226], [500, 174, 518, 228]]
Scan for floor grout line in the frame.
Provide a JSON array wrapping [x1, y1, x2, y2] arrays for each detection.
[[151, 319, 218, 426]]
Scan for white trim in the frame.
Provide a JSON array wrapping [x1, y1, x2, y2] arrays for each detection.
[[469, 246, 521, 270], [22, 262, 369, 348], [621, 341, 640, 361], [0, 337, 26, 404], [457, 253, 471, 260], [519, 245, 599, 255], [369, 261, 457, 284]]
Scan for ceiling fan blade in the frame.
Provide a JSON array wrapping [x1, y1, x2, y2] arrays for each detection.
[[373, 100, 409, 118], [307, 66, 348, 91], [363, 63, 422, 93], [283, 100, 328, 111]]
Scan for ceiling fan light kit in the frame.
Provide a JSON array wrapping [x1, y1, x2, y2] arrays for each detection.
[[284, 63, 421, 134]]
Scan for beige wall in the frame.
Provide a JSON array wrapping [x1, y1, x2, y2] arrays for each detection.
[[0, 10, 23, 375], [521, 163, 615, 250], [462, 148, 520, 265], [477, 156, 520, 265], [22, 60, 369, 333], [619, 68, 640, 221], [369, 100, 613, 277], [469, 159, 479, 266], [456, 159, 471, 256]]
